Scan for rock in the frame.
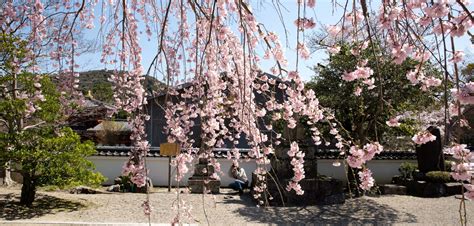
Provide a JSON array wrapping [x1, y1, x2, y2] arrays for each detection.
[[411, 180, 427, 196], [114, 177, 122, 185], [391, 175, 402, 185], [107, 184, 121, 192], [423, 183, 446, 197], [136, 177, 153, 193], [70, 186, 103, 194], [415, 126, 445, 173], [445, 182, 463, 195], [381, 184, 407, 195], [413, 171, 425, 181], [188, 178, 220, 193]]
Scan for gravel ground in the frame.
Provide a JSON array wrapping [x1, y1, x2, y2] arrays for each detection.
[[1, 186, 473, 225]]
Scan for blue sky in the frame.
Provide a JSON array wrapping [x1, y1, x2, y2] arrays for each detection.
[[75, 1, 473, 82]]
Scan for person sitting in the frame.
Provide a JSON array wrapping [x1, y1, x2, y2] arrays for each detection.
[[228, 162, 248, 195]]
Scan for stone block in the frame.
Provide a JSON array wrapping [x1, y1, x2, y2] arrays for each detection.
[[114, 177, 122, 185], [381, 184, 407, 195], [411, 180, 427, 196], [445, 182, 463, 195], [107, 184, 121, 192], [423, 182, 446, 197], [188, 178, 220, 194], [69, 186, 104, 194], [193, 164, 215, 176]]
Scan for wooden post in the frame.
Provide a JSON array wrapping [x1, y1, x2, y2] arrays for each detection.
[[160, 143, 180, 193]]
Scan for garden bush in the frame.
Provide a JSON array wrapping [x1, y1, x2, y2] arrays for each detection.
[[425, 171, 452, 183], [399, 162, 418, 180]]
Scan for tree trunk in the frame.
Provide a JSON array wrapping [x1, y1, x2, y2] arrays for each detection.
[[2, 162, 14, 186], [347, 167, 361, 197], [20, 173, 36, 207]]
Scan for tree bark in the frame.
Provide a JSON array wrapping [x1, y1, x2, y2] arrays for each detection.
[[347, 167, 361, 197], [2, 162, 14, 186], [20, 173, 36, 207]]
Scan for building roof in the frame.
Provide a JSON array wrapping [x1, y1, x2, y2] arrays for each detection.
[[146, 72, 286, 100], [314, 149, 417, 160], [94, 145, 418, 160], [94, 145, 252, 158]]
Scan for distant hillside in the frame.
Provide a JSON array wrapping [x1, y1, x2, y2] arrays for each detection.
[[77, 70, 165, 104]]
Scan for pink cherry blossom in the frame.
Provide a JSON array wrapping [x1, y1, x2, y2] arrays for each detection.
[[327, 25, 341, 37], [354, 87, 362, 96], [358, 169, 375, 191], [465, 184, 474, 200], [327, 45, 340, 54], [450, 51, 465, 64], [412, 131, 436, 145], [386, 116, 401, 127]]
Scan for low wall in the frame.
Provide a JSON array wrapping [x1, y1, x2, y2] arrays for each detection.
[[91, 157, 417, 187], [317, 159, 418, 184], [89, 156, 259, 187]]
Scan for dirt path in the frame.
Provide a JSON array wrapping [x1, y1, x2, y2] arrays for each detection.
[[1, 186, 473, 225]]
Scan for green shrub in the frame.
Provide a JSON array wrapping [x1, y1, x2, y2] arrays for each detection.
[[425, 171, 452, 183], [399, 162, 418, 180]]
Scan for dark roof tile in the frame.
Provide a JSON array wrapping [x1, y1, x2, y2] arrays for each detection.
[[94, 146, 416, 160]]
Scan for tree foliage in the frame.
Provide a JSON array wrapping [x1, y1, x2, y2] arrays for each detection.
[[0, 34, 105, 206], [6, 127, 105, 188], [306, 44, 442, 146]]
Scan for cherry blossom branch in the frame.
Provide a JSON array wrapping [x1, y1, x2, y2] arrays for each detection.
[[21, 121, 46, 131], [145, 0, 172, 77], [455, 0, 474, 22]]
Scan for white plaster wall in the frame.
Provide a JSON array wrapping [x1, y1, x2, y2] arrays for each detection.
[[91, 157, 417, 187], [89, 156, 259, 187], [317, 159, 418, 184]]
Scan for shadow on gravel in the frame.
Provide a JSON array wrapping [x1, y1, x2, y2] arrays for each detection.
[[223, 196, 418, 224], [0, 193, 86, 220]]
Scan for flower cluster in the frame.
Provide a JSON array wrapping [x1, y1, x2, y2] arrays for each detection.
[[412, 130, 436, 145], [447, 144, 472, 182], [405, 69, 442, 91], [346, 142, 383, 169], [141, 200, 153, 216], [342, 63, 376, 95], [286, 142, 305, 195], [447, 144, 474, 201], [294, 17, 316, 30], [451, 82, 474, 105], [386, 116, 401, 127], [358, 168, 375, 191]]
